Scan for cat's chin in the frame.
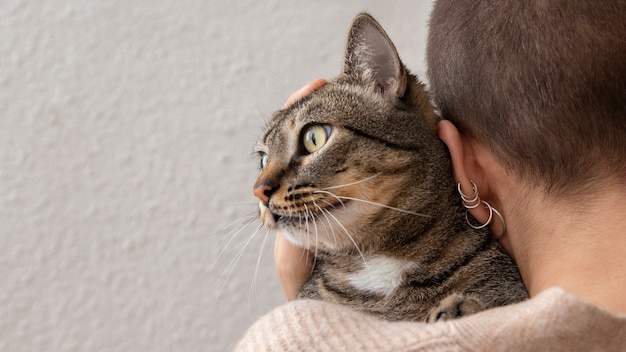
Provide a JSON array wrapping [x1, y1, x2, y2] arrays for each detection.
[[259, 200, 370, 252], [258, 202, 299, 231], [279, 229, 333, 251], [258, 203, 278, 230]]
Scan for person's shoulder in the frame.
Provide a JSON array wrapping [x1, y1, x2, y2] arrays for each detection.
[[237, 290, 626, 351], [452, 287, 626, 351], [236, 299, 460, 352]]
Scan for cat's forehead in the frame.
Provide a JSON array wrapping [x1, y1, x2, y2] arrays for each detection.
[[260, 86, 353, 146], [259, 81, 429, 152], [292, 83, 386, 125], [260, 111, 294, 149]]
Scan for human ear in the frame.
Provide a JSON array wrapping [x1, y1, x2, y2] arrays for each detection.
[[438, 120, 474, 194], [438, 120, 494, 226]]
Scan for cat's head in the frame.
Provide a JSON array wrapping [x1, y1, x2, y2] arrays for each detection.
[[253, 14, 444, 253]]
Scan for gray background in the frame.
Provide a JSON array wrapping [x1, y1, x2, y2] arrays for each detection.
[[1, 0, 433, 350]]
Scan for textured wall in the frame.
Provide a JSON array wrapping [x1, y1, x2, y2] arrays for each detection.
[[0, 0, 432, 350]]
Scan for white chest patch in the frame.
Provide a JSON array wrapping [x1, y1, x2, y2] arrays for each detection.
[[347, 256, 419, 296]]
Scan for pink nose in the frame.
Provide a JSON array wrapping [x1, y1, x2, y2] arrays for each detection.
[[253, 183, 273, 205]]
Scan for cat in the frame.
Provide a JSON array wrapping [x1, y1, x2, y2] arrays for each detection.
[[253, 13, 528, 322]]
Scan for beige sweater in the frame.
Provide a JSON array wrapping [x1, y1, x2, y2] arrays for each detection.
[[237, 287, 626, 351]]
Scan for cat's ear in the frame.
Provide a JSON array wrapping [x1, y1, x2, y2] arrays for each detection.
[[342, 13, 407, 98]]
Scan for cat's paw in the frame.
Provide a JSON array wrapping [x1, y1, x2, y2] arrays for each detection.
[[427, 293, 485, 322]]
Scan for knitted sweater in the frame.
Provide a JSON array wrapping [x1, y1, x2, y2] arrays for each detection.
[[236, 287, 626, 351]]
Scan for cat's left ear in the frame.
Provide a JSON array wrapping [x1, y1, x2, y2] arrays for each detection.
[[342, 13, 407, 98]]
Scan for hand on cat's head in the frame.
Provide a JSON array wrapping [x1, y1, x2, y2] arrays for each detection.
[[282, 78, 328, 109]]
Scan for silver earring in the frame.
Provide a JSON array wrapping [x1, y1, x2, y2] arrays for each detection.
[[490, 206, 506, 239], [458, 180, 480, 209], [465, 200, 493, 230], [459, 180, 507, 239]]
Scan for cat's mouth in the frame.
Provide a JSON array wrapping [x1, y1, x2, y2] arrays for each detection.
[[270, 211, 286, 225], [272, 201, 351, 224], [260, 196, 383, 251], [259, 199, 352, 231]]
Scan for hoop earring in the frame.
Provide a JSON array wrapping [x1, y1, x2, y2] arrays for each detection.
[[465, 201, 493, 230], [459, 179, 507, 239], [458, 180, 480, 209], [491, 206, 506, 239]]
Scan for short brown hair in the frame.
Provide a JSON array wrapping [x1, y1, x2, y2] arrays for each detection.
[[427, 0, 626, 195]]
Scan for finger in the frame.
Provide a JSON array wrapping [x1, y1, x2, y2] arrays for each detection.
[[282, 78, 328, 109], [274, 232, 314, 301]]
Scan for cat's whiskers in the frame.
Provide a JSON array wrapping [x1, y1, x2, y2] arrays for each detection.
[[322, 206, 369, 271], [318, 198, 347, 247], [313, 199, 339, 248], [210, 213, 258, 270], [320, 173, 381, 191], [248, 227, 272, 308], [221, 210, 258, 232], [314, 190, 347, 208], [212, 222, 265, 306], [303, 203, 311, 238], [320, 208, 341, 249], [300, 206, 311, 251], [319, 198, 339, 210], [302, 204, 317, 253], [304, 202, 320, 274], [315, 191, 432, 218]]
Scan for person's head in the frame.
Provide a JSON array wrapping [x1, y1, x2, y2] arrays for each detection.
[[427, 0, 626, 197]]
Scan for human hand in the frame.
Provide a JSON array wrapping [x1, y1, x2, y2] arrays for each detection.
[[275, 78, 327, 301], [282, 78, 328, 108], [274, 232, 313, 301]]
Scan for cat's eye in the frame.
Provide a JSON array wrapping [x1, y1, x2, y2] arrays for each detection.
[[259, 153, 269, 170], [302, 124, 331, 154]]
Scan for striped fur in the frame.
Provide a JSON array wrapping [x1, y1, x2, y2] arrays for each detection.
[[254, 13, 527, 322]]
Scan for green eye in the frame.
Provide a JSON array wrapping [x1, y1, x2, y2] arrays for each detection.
[[303, 124, 330, 154], [260, 153, 269, 170]]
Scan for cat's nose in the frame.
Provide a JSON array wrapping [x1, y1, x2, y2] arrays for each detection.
[[253, 181, 277, 205]]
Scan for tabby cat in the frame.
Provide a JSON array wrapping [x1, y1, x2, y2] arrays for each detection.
[[253, 13, 527, 322]]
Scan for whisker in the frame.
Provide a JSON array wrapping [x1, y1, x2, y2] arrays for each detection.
[[229, 203, 262, 208], [221, 211, 258, 231], [311, 200, 330, 234], [303, 203, 311, 237], [304, 203, 317, 238], [297, 207, 309, 251], [249, 227, 272, 308], [211, 215, 258, 270], [319, 198, 338, 210], [313, 200, 338, 246], [212, 223, 264, 305], [304, 203, 319, 274], [315, 193, 432, 218], [322, 208, 369, 271], [313, 190, 346, 208], [320, 173, 381, 191]]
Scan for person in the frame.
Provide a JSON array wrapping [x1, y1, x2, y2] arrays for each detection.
[[237, 0, 626, 350]]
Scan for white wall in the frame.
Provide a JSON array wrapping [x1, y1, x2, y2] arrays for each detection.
[[0, 0, 433, 350]]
